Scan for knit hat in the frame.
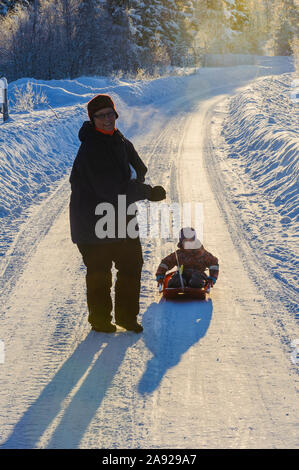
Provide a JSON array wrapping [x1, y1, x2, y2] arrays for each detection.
[[177, 227, 202, 249], [87, 94, 119, 121]]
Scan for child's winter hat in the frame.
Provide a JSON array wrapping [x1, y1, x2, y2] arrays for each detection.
[[87, 94, 119, 121], [177, 227, 202, 249], [179, 227, 196, 243]]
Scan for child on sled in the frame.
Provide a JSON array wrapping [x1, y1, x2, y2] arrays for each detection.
[[156, 227, 219, 289]]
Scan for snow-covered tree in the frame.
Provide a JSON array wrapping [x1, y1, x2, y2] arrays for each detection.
[[1, 0, 298, 81], [272, 0, 299, 55], [224, 0, 250, 33], [195, 0, 230, 54], [169, 0, 198, 65], [127, 0, 198, 68], [104, 0, 140, 72], [0, 0, 30, 15], [237, 0, 269, 54], [72, 0, 108, 76], [126, 0, 168, 68]]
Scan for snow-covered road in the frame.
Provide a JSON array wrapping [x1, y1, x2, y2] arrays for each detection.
[[0, 62, 298, 449]]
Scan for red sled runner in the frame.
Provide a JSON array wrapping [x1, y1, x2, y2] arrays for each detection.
[[160, 272, 210, 300]]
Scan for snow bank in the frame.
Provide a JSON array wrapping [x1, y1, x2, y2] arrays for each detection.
[[213, 72, 298, 308], [222, 74, 298, 223], [0, 108, 83, 255]]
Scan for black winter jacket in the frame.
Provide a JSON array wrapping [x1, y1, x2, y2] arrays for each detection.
[[69, 121, 151, 244]]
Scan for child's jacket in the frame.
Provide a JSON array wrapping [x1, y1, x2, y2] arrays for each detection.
[[156, 245, 219, 281]]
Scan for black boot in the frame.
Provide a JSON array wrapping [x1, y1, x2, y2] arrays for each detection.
[[117, 320, 143, 333], [91, 322, 116, 333]]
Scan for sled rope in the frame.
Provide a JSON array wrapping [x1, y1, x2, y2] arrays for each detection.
[[175, 250, 185, 291]]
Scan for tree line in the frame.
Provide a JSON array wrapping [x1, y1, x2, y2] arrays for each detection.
[[0, 0, 298, 81]]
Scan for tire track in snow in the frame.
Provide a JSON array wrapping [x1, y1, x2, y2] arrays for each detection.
[[0, 177, 70, 306], [0, 175, 95, 448]]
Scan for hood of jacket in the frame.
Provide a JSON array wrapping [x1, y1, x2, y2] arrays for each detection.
[[78, 121, 120, 142], [78, 121, 96, 142]]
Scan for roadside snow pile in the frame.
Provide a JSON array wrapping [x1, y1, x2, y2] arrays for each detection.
[[0, 108, 83, 255], [213, 73, 298, 312], [223, 74, 298, 224]]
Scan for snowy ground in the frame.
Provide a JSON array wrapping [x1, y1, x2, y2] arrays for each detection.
[[0, 57, 298, 449]]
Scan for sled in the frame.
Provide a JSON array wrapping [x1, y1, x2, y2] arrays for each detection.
[[160, 272, 210, 301]]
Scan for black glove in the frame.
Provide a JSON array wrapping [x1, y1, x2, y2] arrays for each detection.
[[125, 181, 152, 204], [148, 185, 166, 202]]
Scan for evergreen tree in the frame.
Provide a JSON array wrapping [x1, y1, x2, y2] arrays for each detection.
[[195, 0, 228, 54], [273, 0, 299, 55], [105, 0, 139, 72], [39, 0, 62, 79], [74, 0, 107, 76], [2, 0, 298, 80], [224, 0, 250, 33], [168, 0, 198, 65], [0, 0, 30, 15], [127, 0, 198, 68], [127, 0, 167, 67]]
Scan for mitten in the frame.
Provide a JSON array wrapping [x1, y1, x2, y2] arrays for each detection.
[[148, 186, 166, 202], [156, 274, 165, 284], [207, 276, 217, 287]]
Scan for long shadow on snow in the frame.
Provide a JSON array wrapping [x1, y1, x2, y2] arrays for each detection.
[[138, 297, 213, 395], [2, 331, 138, 449]]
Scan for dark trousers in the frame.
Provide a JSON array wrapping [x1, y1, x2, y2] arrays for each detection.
[[77, 238, 143, 327], [168, 269, 207, 288]]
